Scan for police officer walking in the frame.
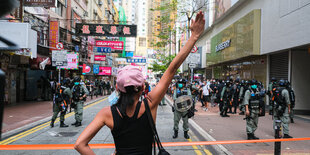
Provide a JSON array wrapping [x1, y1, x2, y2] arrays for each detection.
[[71, 77, 89, 127], [273, 79, 293, 138], [244, 79, 264, 140], [268, 77, 277, 115], [172, 79, 192, 139], [50, 79, 72, 128], [220, 80, 232, 117]]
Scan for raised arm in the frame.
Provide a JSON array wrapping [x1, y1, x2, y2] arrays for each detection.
[[148, 11, 205, 108]]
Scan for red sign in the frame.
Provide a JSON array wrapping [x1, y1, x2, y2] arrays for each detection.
[[94, 55, 106, 61], [95, 41, 124, 50], [98, 67, 112, 75], [191, 45, 198, 53], [49, 21, 59, 50], [83, 64, 91, 74]]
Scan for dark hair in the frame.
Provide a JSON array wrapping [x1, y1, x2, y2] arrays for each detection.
[[116, 86, 142, 117]]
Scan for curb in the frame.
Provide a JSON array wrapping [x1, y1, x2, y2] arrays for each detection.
[[164, 95, 233, 155], [1, 96, 107, 139]]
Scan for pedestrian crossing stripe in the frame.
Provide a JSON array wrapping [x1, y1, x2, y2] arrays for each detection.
[[0, 97, 108, 145]]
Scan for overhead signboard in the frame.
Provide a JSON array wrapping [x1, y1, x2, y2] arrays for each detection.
[[95, 40, 124, 50], [24, 0, 56, 7], [76, 24, 137, 37], [126, 58, 146, 63], [58, 52, 79, 70], [98, 67, 112, 76], [94, 47, 112, 53], [49, 21, 59, 51], [52, 50, 67, 66], [94, 55, 106, 61], [189, 63, 196, 68], [93, 64, 100, 74]]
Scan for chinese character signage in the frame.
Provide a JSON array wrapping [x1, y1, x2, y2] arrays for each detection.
[[24, 0, 56, 7], [98, 67, 112, 75], [76, 24, 137, 37], [95, 40, 124, 50], [59, 53, 79, 70], [49, 21, 59, 50], [94, 55, 106, 61], [93, 64, 100, 74], [126, 59, 146, 63]]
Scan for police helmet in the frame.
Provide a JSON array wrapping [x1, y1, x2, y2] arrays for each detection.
[[235, 78, 240, 83], [250, 79, 258, 85], [271, 77, 277, 82], [284, 80, 290, 86], [73, 76, 81, 82], [279, 79, 285, 86]]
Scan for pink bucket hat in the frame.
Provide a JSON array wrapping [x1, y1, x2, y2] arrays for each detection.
[[116, 65, 145, 93]]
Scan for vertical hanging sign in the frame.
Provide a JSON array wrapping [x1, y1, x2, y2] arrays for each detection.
[[49, 21, 59, 51]]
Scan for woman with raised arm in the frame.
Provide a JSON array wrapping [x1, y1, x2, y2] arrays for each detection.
[[74, 11, 205, 155]]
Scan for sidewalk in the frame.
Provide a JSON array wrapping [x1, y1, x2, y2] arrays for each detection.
[[2, 95, 107, 135], [166, 95, 310, 155]]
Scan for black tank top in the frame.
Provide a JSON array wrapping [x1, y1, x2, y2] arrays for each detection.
[[111, 101, 153, 155]]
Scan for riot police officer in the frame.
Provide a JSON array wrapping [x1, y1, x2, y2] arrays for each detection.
[[238, 80, 249, 115], [285, 80, 295, 123], [71, 77, 89, 127], [172, 79, 192, 139], [268, 77, 277, 115], [273, 79, 293, 138], [231, 79, 240, 114], [244, 79, 264, 140], [220, 80, 232, 117], [50, 79, 72, 128]]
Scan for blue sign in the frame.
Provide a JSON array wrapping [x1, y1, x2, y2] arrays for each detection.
[[94, 47, 112, 53], [75, 45, 79, 52], [126, 51, 134, 57], [126, 59, 146, 63], [93, 64, 100, 74]]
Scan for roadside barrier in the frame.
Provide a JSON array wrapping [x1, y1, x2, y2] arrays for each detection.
[[0, 137, 309, 150]]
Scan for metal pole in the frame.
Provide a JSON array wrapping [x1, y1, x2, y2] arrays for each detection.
[[191, 68, 193, 83], [58, 68, 61, 83], [0, 70, 5, 140], [274, 119, 281, 155]]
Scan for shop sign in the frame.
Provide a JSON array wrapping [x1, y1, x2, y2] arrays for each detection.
[[58, 52, 79, 70], [112, 67, 118, 76], [215, 39, 231, 52], [126, 59, 146, 63], [24, 0, 56, 7], [94, 55, 106, 61], [49, 21, 59, 51], [95, 41, 124, 50], [76, 24, 137, 37], [98, 67, 112, 76], [94, 47, 112, 53], [82, 64, 92, 74], [93, 64, 100, 74], [52, 50, 67, 66]]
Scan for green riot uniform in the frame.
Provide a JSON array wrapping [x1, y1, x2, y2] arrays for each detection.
[[71, 84, 89, 125], [273, 88, 291, 135], [51, 86, 72, 127], [172, 87, 192, 139], [243, 88, 261, 139], [268, 82, 274, 114]]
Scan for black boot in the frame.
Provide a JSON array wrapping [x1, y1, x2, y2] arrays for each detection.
[[60, 121, 69, 128], [75, 122, 82, 127], [184, 131, 190, 139], [172, 130, 178, 139], [50, 120, 55, 128], [283, 134, 293, 138], [71, 121, 78, 126], [290, 118, 294, 123], [252, 134, 259, 139], [247, 133, 253, 140]]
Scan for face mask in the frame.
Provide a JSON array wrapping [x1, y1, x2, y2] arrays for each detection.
[[251, 85, 257, 89], [109, 91, 119, 106], [178, 83, 183, 88], [74, 82, 80, 85]]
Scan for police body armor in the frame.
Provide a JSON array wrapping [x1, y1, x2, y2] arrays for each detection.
[[249, 89, 261, 110], [72, 85, 84, 102], [174, 89, 193, 113]]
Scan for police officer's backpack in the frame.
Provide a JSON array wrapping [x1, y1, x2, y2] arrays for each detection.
[[272, 87, 286, 116], [72, 85, 82, 101]]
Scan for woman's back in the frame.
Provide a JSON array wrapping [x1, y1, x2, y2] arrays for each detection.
[[111, 101, 153, 155]]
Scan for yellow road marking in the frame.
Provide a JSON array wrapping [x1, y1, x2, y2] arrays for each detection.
[[187, 138, 203, 155], [0, 98, 107, 145], [203, 149, 212, 155]]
